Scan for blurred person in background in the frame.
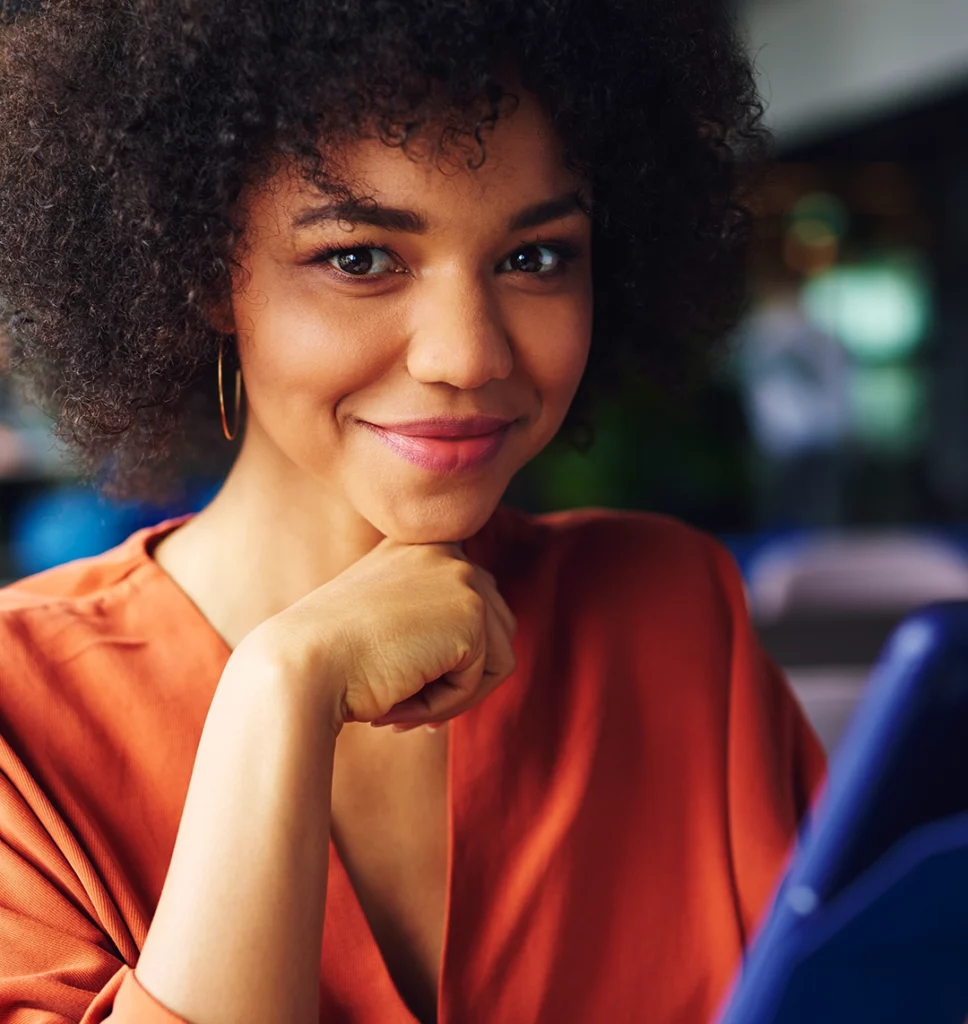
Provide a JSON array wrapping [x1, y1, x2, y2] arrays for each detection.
[[0, 2, 824, 1023], [737, 272, 851, 529]]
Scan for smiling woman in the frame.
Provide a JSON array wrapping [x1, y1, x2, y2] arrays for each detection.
[[0, 3, 824, 1024], [210, 105, 594, 546]]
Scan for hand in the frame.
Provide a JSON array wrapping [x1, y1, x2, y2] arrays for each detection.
[[246, 538, 517, 733]]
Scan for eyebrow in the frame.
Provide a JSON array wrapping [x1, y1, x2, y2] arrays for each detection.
[[290, 190, 590, 235]]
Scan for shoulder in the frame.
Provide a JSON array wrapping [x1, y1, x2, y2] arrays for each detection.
[[0, 518, 196, 820], [1, 530, 151, 608], [0, 517, 185, 669], [479, 505, 755, 713], [486, 503, 745, 623]]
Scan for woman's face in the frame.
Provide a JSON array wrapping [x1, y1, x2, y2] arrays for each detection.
[[230, 91, 593, 544]]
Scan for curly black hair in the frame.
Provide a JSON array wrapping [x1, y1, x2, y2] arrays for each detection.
[[0, 0, 767, 498]]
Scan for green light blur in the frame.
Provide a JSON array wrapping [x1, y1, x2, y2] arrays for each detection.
[[848, 365, 927, 454], [802, 255, 931, 363]]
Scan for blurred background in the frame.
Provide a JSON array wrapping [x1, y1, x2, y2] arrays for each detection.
[[3, 0, 968, 752]]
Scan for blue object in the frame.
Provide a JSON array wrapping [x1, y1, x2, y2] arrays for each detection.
[[717, 602, 968, 1024], [9, 478, 221, 576]]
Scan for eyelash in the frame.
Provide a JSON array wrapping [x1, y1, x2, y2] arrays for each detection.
[[308, 236, 582, 281]]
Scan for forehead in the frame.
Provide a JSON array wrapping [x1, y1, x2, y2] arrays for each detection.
[[249, 91, 581, 232]]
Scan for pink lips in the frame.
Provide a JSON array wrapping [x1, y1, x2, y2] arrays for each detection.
[[360, 416, 516, 473]]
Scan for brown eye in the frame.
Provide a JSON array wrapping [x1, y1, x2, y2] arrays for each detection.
[[326, 247, 395, 276], [503, 244, 561, 274]]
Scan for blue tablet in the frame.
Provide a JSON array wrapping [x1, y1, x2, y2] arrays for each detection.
[[716, 601, 968, 1024]]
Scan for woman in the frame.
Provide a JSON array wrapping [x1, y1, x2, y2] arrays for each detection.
[[0, 2, 825, 1022]]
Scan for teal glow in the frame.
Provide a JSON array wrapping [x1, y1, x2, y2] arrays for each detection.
[[848, 365, 927, 454], [802, 257, 931, 363]]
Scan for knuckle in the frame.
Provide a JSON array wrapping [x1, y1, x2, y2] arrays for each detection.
[[453, 560, 476, 585]]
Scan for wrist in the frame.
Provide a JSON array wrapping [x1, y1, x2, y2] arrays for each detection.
[[225, 625, 348, 740]]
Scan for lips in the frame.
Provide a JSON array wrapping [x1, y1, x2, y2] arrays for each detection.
[[370, 416, 516, 439], [360, 417, 516, 473]]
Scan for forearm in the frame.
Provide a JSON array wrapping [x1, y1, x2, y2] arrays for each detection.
[[135, 646, 339, 1024]]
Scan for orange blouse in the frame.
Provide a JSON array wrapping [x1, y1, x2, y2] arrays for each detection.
[[0, 504, 825, 1023]]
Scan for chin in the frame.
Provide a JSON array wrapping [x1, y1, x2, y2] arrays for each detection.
[[366, 486, 505, 546]]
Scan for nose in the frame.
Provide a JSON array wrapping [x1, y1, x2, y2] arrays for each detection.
[[406, 274, 514, 390]]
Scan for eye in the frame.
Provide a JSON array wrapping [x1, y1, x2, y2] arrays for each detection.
[[318, 246, 398, 277], [500, 243, 571, 275]]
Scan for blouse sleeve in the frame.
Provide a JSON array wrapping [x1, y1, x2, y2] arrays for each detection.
[[108, 972, 190, 1023], [710, 540, 828, 943], [0, 740, 190, 1023]]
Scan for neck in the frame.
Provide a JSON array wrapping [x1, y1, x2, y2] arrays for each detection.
[[153, 432, 386, 649]]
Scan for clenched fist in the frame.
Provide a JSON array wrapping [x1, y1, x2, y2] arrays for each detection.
[[238, 537, 517, 734]]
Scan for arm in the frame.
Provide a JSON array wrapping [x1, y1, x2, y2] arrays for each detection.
[[133, 640, 341, 1024], [0, 643, 338, 1024]]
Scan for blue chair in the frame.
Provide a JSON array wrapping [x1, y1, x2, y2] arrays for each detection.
[[718, 603, 968, 1024]]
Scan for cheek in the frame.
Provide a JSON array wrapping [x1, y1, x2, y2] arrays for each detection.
[[513, 289, 593, 401], [232, 270, 401, 413]]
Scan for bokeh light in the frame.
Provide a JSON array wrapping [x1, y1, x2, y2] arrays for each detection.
[[848, 365, 927, 454], [802, 255, 931, 363]]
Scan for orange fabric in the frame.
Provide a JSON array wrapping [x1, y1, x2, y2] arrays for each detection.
[[0, 505, 826, 1024]]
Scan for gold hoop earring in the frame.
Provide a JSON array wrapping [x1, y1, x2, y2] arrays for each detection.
[[217, 337, 243, 441]]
